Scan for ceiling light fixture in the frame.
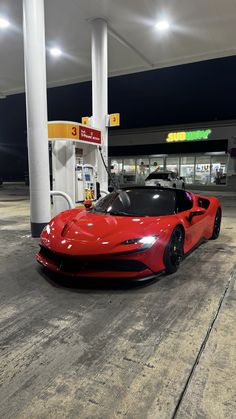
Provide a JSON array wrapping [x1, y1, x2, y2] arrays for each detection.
[[0, 18, 10, 29], [155, 20, 170, 31], [50, 47, 62, 57]]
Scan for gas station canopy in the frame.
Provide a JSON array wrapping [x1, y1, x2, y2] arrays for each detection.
[[1, 0, 236, 95]]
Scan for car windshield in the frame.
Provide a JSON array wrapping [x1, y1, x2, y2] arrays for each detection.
[[146, 173, 171, 180], [93, 188, 176, 216]]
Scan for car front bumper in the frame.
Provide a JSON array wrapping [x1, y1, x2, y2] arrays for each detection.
[[36, 245, 157, 280]]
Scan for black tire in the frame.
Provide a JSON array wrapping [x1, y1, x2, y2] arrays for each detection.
[[173, 184, 176, 188], [210, 208, 221, 240], [182, 183, 185, 190], [164, 226, 184, 274]]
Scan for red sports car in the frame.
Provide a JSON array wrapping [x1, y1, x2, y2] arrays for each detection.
[[36, 187, 221, 280]]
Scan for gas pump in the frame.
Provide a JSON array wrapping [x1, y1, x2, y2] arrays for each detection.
[[48, 120, 102, 214], [75, 164, 96, 202]]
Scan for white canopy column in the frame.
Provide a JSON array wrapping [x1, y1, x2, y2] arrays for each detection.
[[91, 18, 108, 192], [23, 0, 51, 237]]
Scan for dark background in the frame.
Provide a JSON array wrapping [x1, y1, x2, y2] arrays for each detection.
[[1, 55, 236, 180]]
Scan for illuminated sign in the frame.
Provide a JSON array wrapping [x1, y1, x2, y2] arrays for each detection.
[[48, 121, 101, 145], [81, 116, 89, 126], [79, 126, 101, 144], [109, 113, 120, 127], [166, 129, 212, 142]]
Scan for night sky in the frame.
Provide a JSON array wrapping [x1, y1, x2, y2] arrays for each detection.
[[1, 55, 236, 180]]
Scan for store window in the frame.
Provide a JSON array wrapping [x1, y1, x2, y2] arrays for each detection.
[[136, 158, 149, 185], [195, 156, 211, 185], [180, 157, 195, 184], [211, 155, 227, 185], [111, 159, 123, 175], [109, 152, 228, 187], [110, 159, 123, 188], [166, 157, 180, 174], [123, 158, 136, 174], [123, 158, 136, 184], [150, 157, 164, 173]]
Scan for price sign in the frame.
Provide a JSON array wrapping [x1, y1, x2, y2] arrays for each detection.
[[48, 121, 101, 145], [82, 117, 89, 126], [109, 113, 120, 127]]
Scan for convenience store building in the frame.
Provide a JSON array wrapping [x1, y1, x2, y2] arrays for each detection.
[[109, 120, 236, 191]]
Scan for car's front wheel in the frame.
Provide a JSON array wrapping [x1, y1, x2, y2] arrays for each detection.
[[164, 226, 184, 274]]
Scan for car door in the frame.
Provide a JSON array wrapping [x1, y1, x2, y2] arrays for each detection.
[[175, 191, 206, 252], [186, 206, 207, 246]]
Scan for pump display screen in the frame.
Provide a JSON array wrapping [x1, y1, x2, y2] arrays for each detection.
[[85, 174, 91, 182]]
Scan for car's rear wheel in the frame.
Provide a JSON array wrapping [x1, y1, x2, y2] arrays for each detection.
[[164, 226, 184, 274], [182, 183, 185, 190], [210, 208, 221, 240]]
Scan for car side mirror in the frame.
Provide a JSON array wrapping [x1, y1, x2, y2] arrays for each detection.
[[188, 208, 205, 223], [84, 199, 93, 210]]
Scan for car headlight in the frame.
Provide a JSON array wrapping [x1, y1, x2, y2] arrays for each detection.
[[122, 235, 158, 250]]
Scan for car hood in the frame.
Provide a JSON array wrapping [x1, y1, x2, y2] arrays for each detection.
[[41, 209, 173, 256]]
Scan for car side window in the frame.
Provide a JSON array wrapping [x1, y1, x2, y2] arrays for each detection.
[[198, 197, 210, 209], [175, 191, 193, 213]]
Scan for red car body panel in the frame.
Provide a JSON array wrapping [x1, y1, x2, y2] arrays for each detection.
[[36, 190, 220, 279]]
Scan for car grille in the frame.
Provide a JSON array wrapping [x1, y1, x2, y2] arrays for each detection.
[[39, 246, 147, 273]]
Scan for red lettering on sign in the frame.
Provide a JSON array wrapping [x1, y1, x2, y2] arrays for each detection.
[[79, 125, 101, 144]]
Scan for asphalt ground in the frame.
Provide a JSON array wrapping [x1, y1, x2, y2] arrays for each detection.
[[0, 184, 236, 419]]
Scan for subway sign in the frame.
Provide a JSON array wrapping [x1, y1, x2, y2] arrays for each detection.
[[166, 129, 212, 142]]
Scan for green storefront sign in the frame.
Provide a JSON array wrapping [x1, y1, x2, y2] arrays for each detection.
[[166, 129, 212, 142]]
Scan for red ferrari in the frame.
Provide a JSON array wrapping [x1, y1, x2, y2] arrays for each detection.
[[36, 187, 221, 280]]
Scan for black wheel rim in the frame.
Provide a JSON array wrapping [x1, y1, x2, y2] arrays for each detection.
[[169, 229, 183, 267], [214, 210, 221, 236]]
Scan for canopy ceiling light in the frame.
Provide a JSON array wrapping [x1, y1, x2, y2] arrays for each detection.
[[49, 47, 62, 57], [0, 18, 10, 29], [155, 20, 170, 31]]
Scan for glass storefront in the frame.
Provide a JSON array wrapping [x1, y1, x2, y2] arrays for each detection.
[[211, 155, 227, 184], [195, 156, 211, 185], [150, 157, 164, 172], [180, 156, 195, 184], [110, 153, 228, 187], [123, 158, 138, 185], [136, 158, 150, 185], [110, 158, 123, 175], [166, 156, 180, 174]]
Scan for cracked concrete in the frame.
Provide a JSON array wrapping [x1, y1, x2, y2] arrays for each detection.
[[0, 184, 235, 418]]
